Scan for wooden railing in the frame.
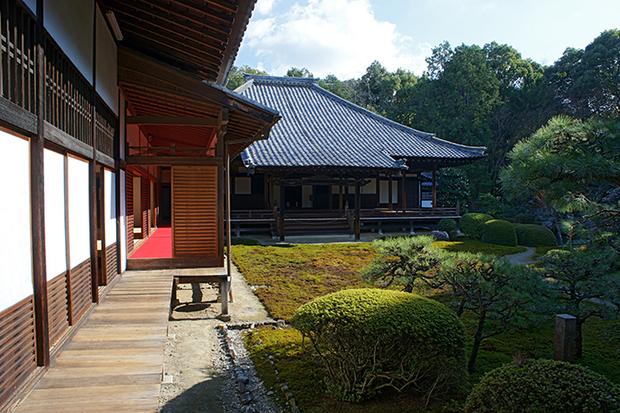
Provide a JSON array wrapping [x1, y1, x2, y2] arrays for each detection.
[[0, 1, 37, 114], [44, 35, 93, 146], [1, 1, 117, 159]]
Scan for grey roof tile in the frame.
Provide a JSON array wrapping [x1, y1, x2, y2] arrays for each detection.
[[238, 75, 485, 170]]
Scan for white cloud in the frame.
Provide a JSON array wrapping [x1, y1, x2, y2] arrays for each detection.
[[255, 0, 277, 15], [241, 0, 428, 79]]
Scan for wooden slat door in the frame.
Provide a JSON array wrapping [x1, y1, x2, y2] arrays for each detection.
[[126, 169, 134, 255], [171, 166, 220, 260]]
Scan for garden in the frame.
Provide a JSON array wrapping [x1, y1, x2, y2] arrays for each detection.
[[231, 114, 620, 409], [232, 232, 620, 412]]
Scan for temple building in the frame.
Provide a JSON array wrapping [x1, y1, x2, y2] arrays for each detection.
[[229, 75, 486, 239]]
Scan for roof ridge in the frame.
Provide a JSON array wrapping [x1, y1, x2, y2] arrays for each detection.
[[243, 74, 319, 86]]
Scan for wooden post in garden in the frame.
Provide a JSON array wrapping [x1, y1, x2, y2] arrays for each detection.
[[554, 314, 577, 363]]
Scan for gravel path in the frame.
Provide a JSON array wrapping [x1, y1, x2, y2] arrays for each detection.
[[504, 246, 537, 265], [158, 264, 284, 413]]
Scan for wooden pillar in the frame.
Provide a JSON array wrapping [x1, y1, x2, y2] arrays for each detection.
[[338, 185, 343, 213], [432, 170, 437, 210], [33, 0, 50, 368], [222, 142, 232, 317], [89, 4, 99, 304], [355, 182, 361, 240], [402, 174, 407, 211], [388, 175, 393, 210], [279, 182, 286, 241]]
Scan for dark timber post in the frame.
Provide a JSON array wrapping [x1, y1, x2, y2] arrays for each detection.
[[279, 182, 286, 241], [33, 0, 50, 368], [402, 174, 407, 211], [388, 175, 393, 210], [89, 5, 99, 304], [355, 182, 361, 240], [432, 170, 437, 211]]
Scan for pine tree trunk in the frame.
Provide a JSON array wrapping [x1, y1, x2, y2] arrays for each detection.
[[468, 311, 486, 372]]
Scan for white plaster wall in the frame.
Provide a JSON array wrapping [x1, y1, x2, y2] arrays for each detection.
[[0, 132, 33, 311], [44, 0, 94, 84], [96, 6, 118, 114], [68, 157, 91, 265], [105, 170, 117, 246], [44, 149, 67, 280]]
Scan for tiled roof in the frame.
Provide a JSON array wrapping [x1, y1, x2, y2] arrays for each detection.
[[237, 75, 486, 171]]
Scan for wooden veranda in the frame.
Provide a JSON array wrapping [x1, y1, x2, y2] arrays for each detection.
[[229, 206, 461, 240], [12, 271, 172, 413]]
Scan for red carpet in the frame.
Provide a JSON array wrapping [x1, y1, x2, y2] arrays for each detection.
[[130, 226, 172, 259]]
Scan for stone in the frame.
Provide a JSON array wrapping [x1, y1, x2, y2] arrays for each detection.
[[432, 230, 450, 241]]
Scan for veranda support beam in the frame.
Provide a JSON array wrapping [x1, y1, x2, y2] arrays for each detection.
[[126, 116, 218, 126]]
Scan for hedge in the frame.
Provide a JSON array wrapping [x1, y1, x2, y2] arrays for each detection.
[[292, 288, 466, 402], [437, 218, 457, 233], [481, 220, 517, 246], [465, 359, 620, 413], [460, 213, 493, 240], [514, 224, 556, 247], [515, 213, 536, 224]]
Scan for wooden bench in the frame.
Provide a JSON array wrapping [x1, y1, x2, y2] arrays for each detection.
[[171, 267, 228, 303]]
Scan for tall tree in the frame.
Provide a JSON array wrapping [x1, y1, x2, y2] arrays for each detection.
[[548, 29, 620, 118], [286, 67, 314, 78]]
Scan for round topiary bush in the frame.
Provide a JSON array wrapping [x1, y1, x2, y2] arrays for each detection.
[[460, 213, 494, 240], [292, 288, 466, 402], [465, 359, 620, 413], [515, 213, 536, 224], [438, 218, 457, 233], [515, 224, 556, 247], [481, 219, 517, 246]]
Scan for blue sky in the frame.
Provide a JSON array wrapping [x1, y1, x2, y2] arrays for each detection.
[[236, 0, 620, 79]]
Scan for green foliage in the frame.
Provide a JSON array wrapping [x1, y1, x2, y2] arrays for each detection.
[[476, 193, 502, 217], [439, 255, 545, 371], [514, 224, 556, 247], [548, 29, 620, 118], [226, 65, 269, 90], [460, 213, 494, 240], [435, 167, 470, 210], [540, 246, 620, 357], [434, 239, 525, 256], [500, 116, 620, 216], [362, 236, 446, 292], [514, 213, 536, 224], [292, 288, 466, 402], [286, 67, 314, 78], [481, 220, 517, 247], [465, 359, 620, 413], [438, 218, 457, 233]]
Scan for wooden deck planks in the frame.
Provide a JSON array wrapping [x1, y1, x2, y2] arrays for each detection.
[[14, 271, 172, 413]]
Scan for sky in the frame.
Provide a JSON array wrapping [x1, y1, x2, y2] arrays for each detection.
[[236, 0, 620, 80]]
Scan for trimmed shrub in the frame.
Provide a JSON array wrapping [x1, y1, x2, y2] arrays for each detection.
[[465, 359, 620, 413], [460, 213, 494, 240], [292, 288, 466, 402], [481, 220, 517, 246], [514, 224, 556, 247], [438, 218, 457, 233], [515, 213, 536, 224]]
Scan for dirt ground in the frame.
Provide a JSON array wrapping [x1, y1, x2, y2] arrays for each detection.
[[158, 264, 278, 413]]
